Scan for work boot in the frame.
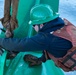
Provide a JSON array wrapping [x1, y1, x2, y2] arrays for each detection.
[[23, 54, 42, 66]]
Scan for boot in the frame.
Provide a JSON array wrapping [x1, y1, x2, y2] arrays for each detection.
[[23, 54, 42, 66]]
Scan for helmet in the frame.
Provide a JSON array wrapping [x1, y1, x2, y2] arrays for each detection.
[[29, 4, 59, 25]]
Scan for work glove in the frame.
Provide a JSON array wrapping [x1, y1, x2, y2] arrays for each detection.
[[23, 54, 42, 66], [0, 47, 4, 56]]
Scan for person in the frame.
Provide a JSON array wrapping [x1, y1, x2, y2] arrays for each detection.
[[0, 4, 73, 71]]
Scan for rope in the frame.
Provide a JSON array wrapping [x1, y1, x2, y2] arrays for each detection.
[[0, 0, 11, 28], [10, 0, 19, 31], [0, 0, 19, 38]]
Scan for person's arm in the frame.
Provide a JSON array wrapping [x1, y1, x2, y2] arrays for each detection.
[[0, 33, 49, 52]]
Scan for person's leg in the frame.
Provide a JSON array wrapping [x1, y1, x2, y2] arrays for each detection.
[[38, 51, 48, 62]]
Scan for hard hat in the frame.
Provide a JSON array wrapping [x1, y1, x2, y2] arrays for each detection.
[[29, 4, 59, 25]]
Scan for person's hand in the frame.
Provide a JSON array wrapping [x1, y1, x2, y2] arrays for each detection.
[[0, 47, 4, 56], [5, 29, 14, 38]]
